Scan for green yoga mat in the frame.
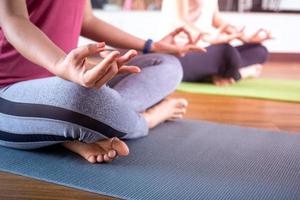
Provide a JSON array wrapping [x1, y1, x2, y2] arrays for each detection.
[[177, 78, 300, 103]]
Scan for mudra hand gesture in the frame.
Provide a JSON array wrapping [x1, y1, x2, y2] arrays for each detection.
[[54, 42, 140, 89], [151, 27, 207, 57], [238, 28, 274, 44]]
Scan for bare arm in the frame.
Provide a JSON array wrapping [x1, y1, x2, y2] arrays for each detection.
[[82, 0, 205, 56], [81, 0, 145, 50], [0, 0, 140, 89], [212, 4, 240, 35], [0, 0, 65, 73], [212, 5, 227, 29]]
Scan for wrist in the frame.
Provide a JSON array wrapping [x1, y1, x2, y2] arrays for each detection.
[[143, 39, 153, 54], [50, 53, 67, 76]]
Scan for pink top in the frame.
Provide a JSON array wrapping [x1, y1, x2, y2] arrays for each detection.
[[0, 0, 85, 86]]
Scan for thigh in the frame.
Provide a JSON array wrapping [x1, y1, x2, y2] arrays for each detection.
[[179, 44, 230, 82], [108, 53, 183, 112], [0, 77, 148, 149]]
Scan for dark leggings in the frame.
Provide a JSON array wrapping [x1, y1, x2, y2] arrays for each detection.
[[179, 43, 269, 82]]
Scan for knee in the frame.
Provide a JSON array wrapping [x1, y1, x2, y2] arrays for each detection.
[[217, 44, 238, 58], [221, 44, 237, 55], [153, 53, 183, 85], [256, 45, 269, 63], [57, 81, 149, 140]]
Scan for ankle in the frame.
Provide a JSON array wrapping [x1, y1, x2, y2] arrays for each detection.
[[141, 112, 156, 129]]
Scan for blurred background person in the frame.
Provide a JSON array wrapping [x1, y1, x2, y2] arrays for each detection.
[[162, 0, 273, 86]]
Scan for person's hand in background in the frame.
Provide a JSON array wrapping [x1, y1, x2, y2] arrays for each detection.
[[54, 43, 140, 89], [199, 24, 244, 45], [150, 27, 207, 57], [238, 28, 274, 44]]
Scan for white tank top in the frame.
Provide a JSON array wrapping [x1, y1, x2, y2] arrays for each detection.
[[162, 0, 218, 33]]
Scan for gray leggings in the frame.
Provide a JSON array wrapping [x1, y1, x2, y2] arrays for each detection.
[[0, 53, 183, 149]]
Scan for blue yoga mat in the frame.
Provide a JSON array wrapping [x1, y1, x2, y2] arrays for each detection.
[[0, 120, 300, 200]]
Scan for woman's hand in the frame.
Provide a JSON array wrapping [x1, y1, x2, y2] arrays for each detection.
[[238, 28, 273, 44], [150, 27, 206, 57], [222, 24, 241, 35], [53, 43, 140, 89], [199, 24, 243, 45]]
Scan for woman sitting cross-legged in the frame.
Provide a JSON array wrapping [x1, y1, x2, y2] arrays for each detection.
[[0, 0, 204, 163], [162, 0, 272, 86]]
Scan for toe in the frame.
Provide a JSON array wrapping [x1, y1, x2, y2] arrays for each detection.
[[111, 137, 130, 156], [96, 137, 129, 157], [175, 108, 186, 115], [96, 155, 104, 163], [108, 150, 117, 159], [103, 154, 112, 162], [171, 114, 183, 120], [87, 155, 97, 163], [175, 99, 188, 108]]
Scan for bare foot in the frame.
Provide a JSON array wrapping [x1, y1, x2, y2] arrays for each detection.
[[239, 64, 262, 79], [62, 137, 129, 164], [212, 75, 235, 86], [142, 98, 188, 129]]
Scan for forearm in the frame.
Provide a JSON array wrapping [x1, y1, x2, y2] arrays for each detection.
[[2, 16, 65, 73], [212, 7, 234, 34], [213, 15, 227, 29], [81, 16, 145, 51]]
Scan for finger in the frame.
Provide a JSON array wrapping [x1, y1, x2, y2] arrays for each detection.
[[95, 51, 120, 70], [217, 24, 230, 34], [82, 51, 120, 87], [238, 26, 246, 33], [70, 42, 105, 64], [169, 26, 194, 44], [177, 45, 206, 57], [194, 32, 209, 44], [225, 24, 238, 34], [157, 43, 183, 55], [251, 29, 273, 42], [118, 65, 141, 74], [116, 49, 138, 66], [229, 24, 238, 32], [169, 26, 186, 36], [226, 33, 242, 41], [94, 63, 119, 89], [187, 45, 207, 52], [260, 35, 274, 42], [178, 45, 206, 57], [258, 29, 270, 39], [236, 26, 246, 39], [180, 28, 194, 45], [265, 30, 274, 39], [251, 28, 264, 38], [267, 34, 275, 40], [259, 28, 269, 34], [99, 51, 111, 58]]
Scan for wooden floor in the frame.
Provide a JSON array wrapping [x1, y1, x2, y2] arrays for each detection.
[[0, 61, 300, 200]]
